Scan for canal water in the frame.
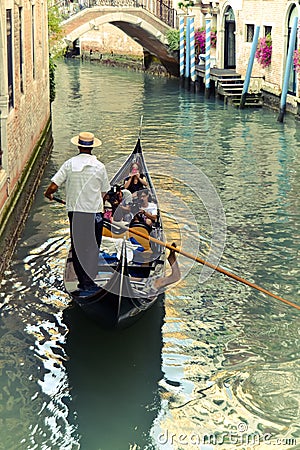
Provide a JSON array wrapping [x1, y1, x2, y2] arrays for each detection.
[[0, 59, 299, 450]]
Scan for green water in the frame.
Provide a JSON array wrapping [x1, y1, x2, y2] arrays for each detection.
[[0, 59, 299, 449]]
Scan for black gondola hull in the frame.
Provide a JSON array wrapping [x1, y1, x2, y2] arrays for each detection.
[[71, 288, 160, 329]]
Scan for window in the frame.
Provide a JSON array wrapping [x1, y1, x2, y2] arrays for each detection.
[[264, 26, 272, 37], [19, 7, 24, 93], [6, 9, 14, 110], [246, 24, 255, 42]]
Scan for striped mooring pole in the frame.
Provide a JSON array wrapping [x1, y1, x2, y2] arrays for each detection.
[[189, 15, 196, 86], [205, 13, 212, 98], [179, 13, 185, 78], [185, 16, 191, 84]]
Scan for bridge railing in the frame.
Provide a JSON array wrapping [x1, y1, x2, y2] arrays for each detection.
[[51, 0, 177, 28]]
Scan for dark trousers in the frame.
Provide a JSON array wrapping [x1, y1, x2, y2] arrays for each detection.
[[68, 212, 103, 289]]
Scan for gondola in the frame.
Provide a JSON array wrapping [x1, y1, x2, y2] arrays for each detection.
[[64, 137, 166, 329]]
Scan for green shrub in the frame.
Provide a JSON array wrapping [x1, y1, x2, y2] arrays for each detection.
[[166, 29, 180, 51]]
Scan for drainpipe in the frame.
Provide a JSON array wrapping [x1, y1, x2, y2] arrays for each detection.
[[278, 15, 298, 122], [179, 13, 185, 81], [240, 25, 260, 109], [185, 15, 191, 86], [190, 14, 196, 89], [205, 13, 212, 98]]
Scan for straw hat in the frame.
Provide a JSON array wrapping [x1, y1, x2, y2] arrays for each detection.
[[71, 131, 102, 147]]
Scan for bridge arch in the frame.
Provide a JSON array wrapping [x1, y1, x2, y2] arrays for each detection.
[[65, 11, 167, 45], [62, 7, 179, 76]]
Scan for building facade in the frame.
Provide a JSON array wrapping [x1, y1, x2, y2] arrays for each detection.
[[199, 0, 299, 113], [0, 0, 52, 276]]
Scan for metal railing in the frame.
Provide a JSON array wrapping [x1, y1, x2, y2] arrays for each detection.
[[51, 0, 177, 28]]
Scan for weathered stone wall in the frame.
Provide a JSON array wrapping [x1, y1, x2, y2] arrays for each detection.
[[0, 0, 52, 277], [80, 26, 143, 55], [211, 0, 300, 112]]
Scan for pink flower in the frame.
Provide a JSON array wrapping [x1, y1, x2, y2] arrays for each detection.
[[195, 29, 217, 54], [293, 49, 300, 73], [255, 35, 272, 68]]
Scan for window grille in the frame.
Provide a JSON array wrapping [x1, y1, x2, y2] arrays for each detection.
[[246, 24, 255, 42]]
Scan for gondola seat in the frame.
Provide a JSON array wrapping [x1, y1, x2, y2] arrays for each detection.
[[128, 223, 151, 251]]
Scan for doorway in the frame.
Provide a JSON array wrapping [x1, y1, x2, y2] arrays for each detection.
[[224, 7, 236, 69]]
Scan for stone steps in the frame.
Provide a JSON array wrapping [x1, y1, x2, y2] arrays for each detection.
[[217, 76, 262, 107]]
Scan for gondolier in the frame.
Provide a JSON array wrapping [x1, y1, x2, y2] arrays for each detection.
[[44, 131, 110, 292]]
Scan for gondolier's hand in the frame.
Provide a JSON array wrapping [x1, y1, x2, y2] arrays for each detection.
[[45, 193, 53, 201], [44, 182, 58, 201]]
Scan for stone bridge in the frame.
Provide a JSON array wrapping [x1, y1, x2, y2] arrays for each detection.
[[61, 6, 179, 76]]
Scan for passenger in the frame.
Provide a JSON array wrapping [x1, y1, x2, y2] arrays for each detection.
[[120, 189, 133, 222], [105, 185, 133, 223], [113, 188, 133, 222], [124, 162, 148, 195], [138, 188, 157, 227], [130, 188, 157, 230]]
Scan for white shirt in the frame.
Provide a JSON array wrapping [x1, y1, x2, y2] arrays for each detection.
[[143, 202, 157, 216], [52, 153, 110, 213]]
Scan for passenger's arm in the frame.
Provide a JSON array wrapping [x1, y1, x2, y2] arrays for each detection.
[[124, 176, 132, 189]]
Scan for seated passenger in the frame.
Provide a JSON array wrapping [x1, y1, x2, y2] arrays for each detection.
[[124, 162, 148, 195], [104, 185, 133, 223], [130, 188, 157, 229], [114, 188, 133, 223]]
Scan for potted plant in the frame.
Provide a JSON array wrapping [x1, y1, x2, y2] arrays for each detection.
[[178, 0, 195, 13]]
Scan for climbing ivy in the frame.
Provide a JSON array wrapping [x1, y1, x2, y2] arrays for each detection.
[[47, 0, 62, 41], [49, 55, 56, 103], [47, 0, 63, 103]]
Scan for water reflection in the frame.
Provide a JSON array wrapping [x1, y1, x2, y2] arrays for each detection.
[[63, 300, 164, 450]]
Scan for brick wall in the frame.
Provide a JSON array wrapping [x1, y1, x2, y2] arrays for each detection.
[[0, 0, 52, 275], [0, 0, 50, 211]]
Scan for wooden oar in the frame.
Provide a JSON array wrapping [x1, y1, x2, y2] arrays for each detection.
[[125, 225, 300, 312], [50, 197, 299, 311]]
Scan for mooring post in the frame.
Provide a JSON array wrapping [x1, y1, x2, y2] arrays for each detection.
[[240, 25, 260, 109], [278, 15, 298, 122], [179, 13, 185, 85], [185, 15, 191, 89], [205, 13, 212, 98]]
